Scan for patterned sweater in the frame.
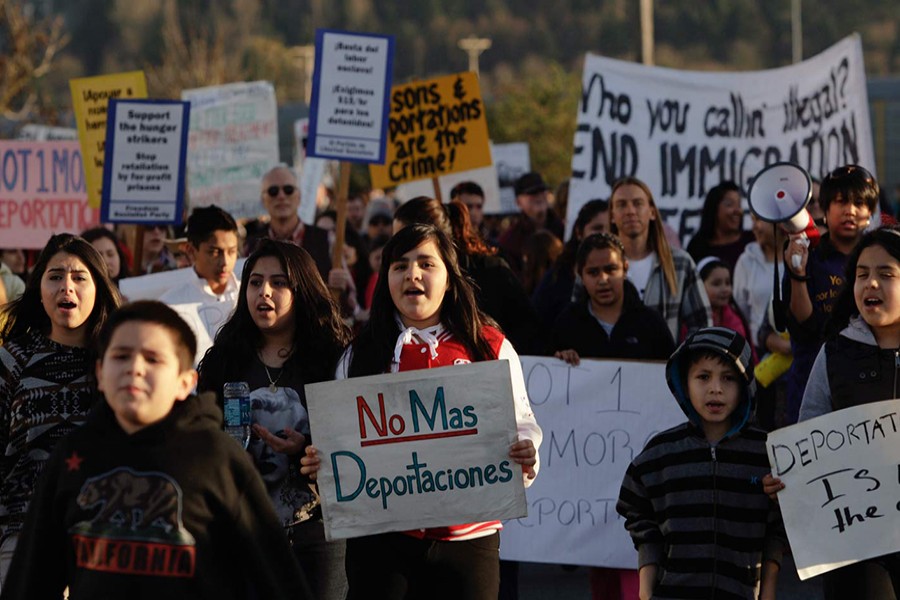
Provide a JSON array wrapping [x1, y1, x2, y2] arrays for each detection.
[[0, 331, 97, 542]]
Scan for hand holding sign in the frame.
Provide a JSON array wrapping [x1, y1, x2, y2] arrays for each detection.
[[766, 399, 900, 579]]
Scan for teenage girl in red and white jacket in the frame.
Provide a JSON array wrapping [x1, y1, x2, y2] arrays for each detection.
[[302, 223, 541, 600]]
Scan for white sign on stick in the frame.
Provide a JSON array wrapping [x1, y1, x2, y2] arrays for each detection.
[[767, 399, 900, 580], [568, 34, 875, 244], [182, 81, 279, 220], [306, 360, 526, 540], [101, 99, 190, 224], [500, 357, 682, 568], [307, 29, 394, 163]]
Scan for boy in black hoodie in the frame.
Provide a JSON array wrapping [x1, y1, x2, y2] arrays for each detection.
[[2, 301, 310, 600]]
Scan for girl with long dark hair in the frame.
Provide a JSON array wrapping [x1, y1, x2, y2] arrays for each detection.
[[302, 224, 541, 599], [0, 233, 121, 587], [198, 239, 351, 600]]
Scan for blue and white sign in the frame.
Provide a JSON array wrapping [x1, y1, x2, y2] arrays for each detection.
[[101, 99, 190, 224], [307, 29, 394, 164]]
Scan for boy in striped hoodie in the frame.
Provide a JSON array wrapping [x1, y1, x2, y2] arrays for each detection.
[[617, 327, 784, 599]]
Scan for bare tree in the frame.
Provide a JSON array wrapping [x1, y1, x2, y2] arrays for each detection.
[[145, 0, 254, 98], [0, 0, 69, 122]]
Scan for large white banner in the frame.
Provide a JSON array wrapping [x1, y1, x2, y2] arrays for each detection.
[[569, 34, 875, 243], [306, 361, 527, 541], [500, 357, 682, 568], [767, 399, 900, 580], [182, 81, 279, 220]]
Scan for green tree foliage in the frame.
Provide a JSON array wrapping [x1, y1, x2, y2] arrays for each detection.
[[487, 60, 582, 187], [0, 0, 68, 122]]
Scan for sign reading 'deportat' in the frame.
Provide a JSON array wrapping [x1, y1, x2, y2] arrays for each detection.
[[767, 399, 900, 580], [306, 361, 526, 540], [101, 99, 190, 224], [307, 29, 394, 163]]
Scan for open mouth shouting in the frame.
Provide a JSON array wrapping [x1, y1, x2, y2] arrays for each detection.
[[704, 399, 727, 414]]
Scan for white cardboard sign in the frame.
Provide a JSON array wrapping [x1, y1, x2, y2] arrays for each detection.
[[767, 399, 900, 579], [306, 360, 527, 540], [500, 357, 682, 568]]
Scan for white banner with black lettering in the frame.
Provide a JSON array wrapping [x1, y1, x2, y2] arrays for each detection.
[[767, 399, 900, 580], [568, 34, 875, 243], [500, 357, 682, 568]]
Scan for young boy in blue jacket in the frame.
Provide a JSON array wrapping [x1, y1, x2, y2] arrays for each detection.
[[617, 327, 784, 600]]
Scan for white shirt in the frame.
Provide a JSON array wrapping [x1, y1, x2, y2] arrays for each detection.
[[626, 251, 656, 300]]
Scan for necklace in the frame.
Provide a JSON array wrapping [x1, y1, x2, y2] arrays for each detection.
[[260, 360, 283, 393]]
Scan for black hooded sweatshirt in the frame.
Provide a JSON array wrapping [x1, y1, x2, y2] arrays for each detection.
[[2, 393, 311, 600]]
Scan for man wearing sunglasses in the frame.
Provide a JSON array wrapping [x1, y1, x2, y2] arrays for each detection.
[[246, 166, 359, 317], [245, 166, 332, 281]]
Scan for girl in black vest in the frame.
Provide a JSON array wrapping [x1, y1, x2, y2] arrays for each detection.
[[766, 225, 900, 599]]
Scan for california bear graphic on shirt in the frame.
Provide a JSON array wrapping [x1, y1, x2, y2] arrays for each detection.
[[69, 467, 196, 577]]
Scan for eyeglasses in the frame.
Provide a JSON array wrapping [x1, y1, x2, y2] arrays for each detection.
[[369, 216, 392, 226], [266, 185, 296, 197], [824, 165, 875, 184]]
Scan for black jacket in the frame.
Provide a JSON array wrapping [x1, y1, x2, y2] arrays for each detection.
[[463, 252, 549, 355], [552, 280, 675, 360], [3, 394, 310, 600]]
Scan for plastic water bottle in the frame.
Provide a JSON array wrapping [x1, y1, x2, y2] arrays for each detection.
[[223, 381, 251, 449]]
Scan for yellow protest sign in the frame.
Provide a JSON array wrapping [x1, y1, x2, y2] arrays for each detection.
[[369, 72, 491, 189], [70, 71, 148, 208]]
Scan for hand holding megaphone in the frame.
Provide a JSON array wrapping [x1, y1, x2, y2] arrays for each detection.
[[748, 162, 816, 331], [785, 232, 810, 274]]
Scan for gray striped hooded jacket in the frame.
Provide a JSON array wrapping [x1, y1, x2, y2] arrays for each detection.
[[616, 327, 785, 599]]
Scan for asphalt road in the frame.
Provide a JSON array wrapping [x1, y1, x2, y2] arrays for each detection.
[[516, 554, 825, 599]]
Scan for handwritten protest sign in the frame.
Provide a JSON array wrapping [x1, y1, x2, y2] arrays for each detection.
[[0, 141, 100, 249], [102, 99, 190, 224], [568, 34, 875, 243], [767, 399, 900, 579], [306, 360, 526, 540], [182, 81, 279, 220], [500, 357, 681, 568], [307, 29, 394, 163], [369, 72, 492, 189], [70, 71, 148, 208]]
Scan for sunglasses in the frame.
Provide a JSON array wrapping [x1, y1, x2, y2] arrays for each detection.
[[369, 216, 392, 226], [266, 185, 296, 197], [824, 165, 875, 184]]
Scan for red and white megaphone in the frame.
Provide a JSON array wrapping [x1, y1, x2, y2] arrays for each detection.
[[748, 162, 820, 331], [748, 162, 820, 262]]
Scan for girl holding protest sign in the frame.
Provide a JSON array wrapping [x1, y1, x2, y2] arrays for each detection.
[[0, 233, 121, 588], [301, 224, 542, 600], [198, 239, 350, 600], [765, 225, 900, 598]]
